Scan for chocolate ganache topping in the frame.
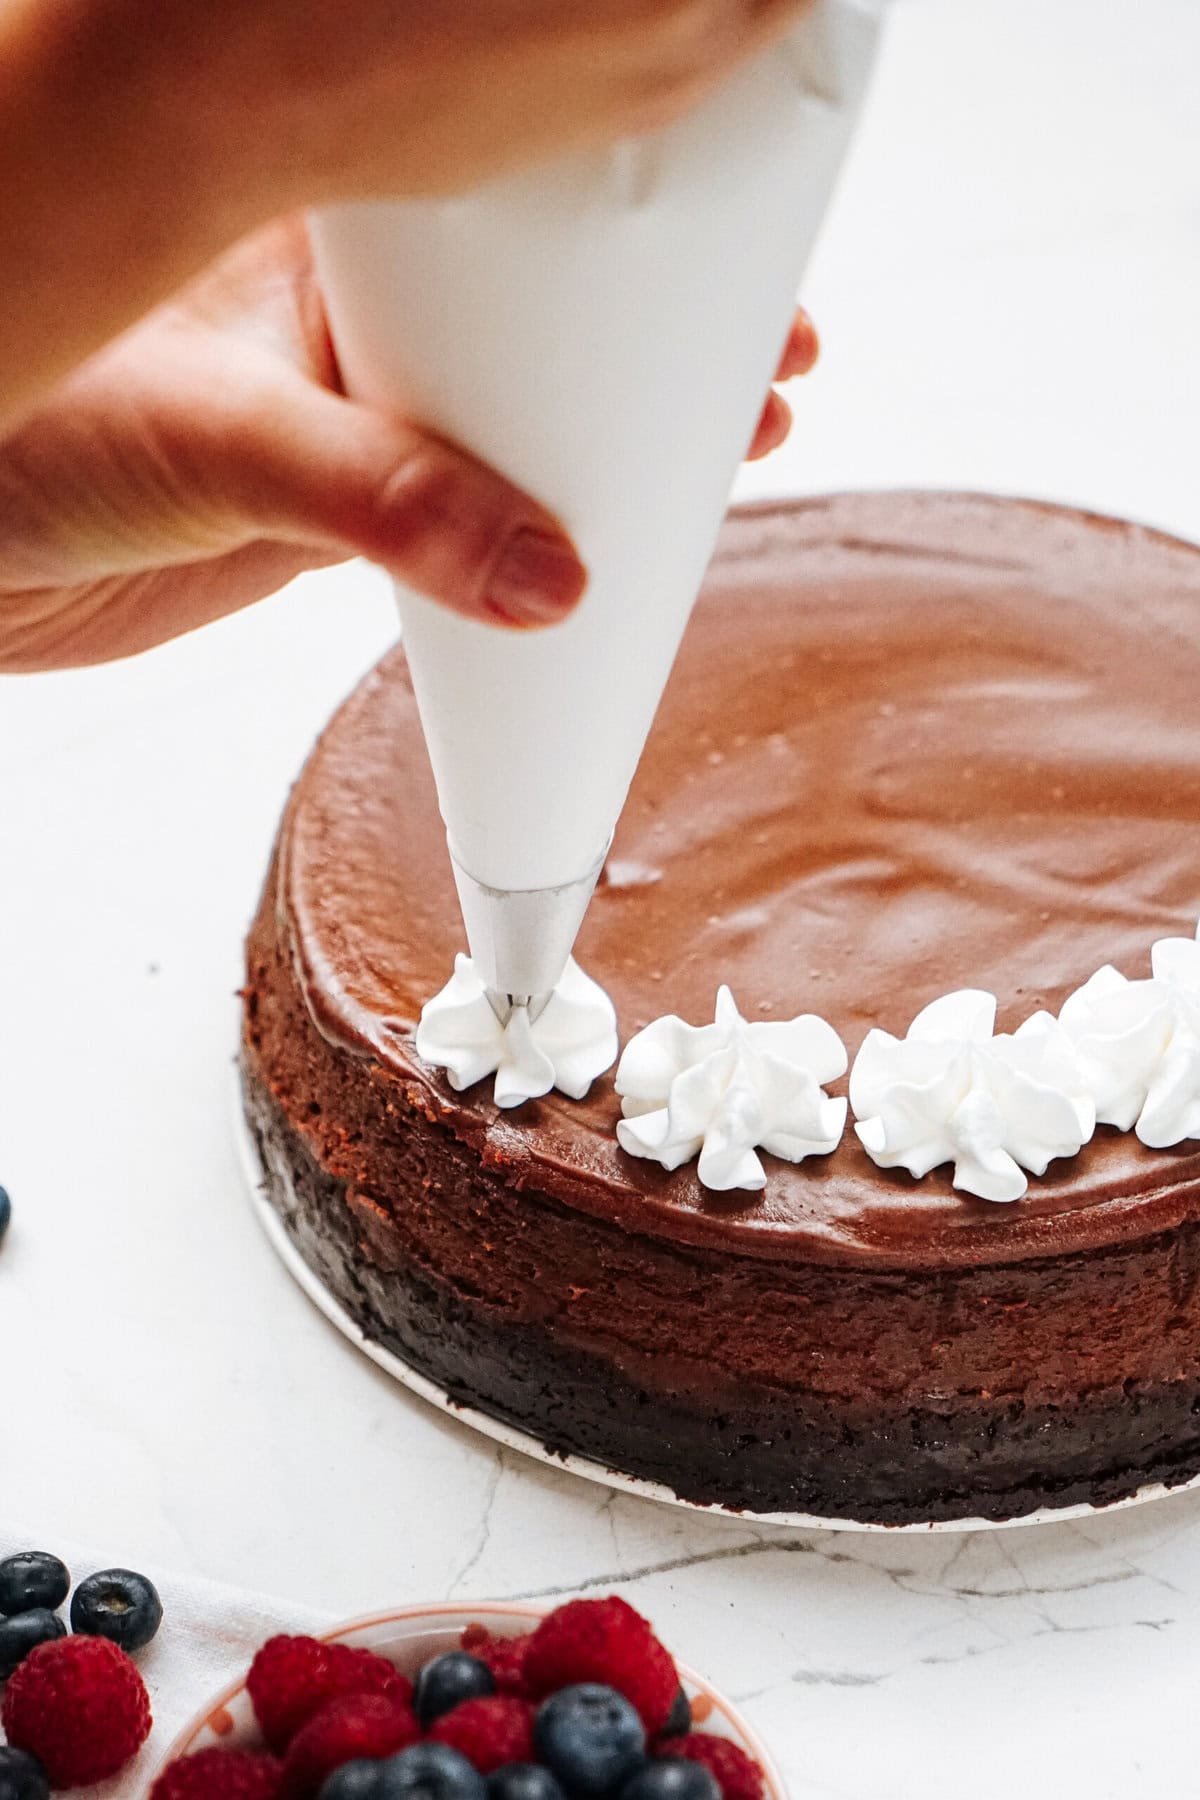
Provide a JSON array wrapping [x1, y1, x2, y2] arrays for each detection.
[[280, 491, 1200, 1269]]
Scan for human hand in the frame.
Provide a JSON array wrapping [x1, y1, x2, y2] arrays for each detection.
[[93, 0, 819, 211], [0, 218, 817, 673], [2, 0, 817, 428]]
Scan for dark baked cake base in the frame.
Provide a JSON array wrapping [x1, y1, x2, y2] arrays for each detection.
[[241, 1057, 1200, 1526]]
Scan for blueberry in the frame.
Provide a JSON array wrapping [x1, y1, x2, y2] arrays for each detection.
[[318, 1763, 387, 1800], [70, 1568, 162, 1653], [0, 1554, 70, 1618], [659, 1689, 692, 1740], [621, 1763, 720, 1800], [487, 1765, 565, 1800], [0, 1187, 10, 1244], [0, 1610, 66, 1679], [0, 1748, 50, 1800], [375, 1744, 489, 1800], [534, 1685, 646, 1797], [414, 1650, 496, 1724]]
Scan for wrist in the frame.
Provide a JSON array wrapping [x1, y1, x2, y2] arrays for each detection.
[[0, 0, 268, 424]]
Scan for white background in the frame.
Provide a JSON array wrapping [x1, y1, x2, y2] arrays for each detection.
[[3, 2, 1200, 1795]]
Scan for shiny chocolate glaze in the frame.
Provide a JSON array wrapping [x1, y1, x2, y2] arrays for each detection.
[[282, 492, 1200, 1271]]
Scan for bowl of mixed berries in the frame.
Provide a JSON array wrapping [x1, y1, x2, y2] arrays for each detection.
[[151, 1597, 785, 1800]]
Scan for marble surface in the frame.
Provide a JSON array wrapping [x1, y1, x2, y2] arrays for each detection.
[[3, 1, 1200, 1794]]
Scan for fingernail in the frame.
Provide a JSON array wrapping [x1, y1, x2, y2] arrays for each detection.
[[485, 529, 586, 626]]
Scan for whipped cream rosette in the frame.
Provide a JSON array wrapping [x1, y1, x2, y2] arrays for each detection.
[[850, 990, 1096, 1203], [615, 985, 847, 1192], [1059, 919, 1200, 1147], [416, 955, 617, 1108]]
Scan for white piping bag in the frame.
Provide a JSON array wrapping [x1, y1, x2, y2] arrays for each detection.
[[312, 0, 880, 1012]]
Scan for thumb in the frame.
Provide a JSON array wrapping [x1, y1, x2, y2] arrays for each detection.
[[221, 371, 588, 629]]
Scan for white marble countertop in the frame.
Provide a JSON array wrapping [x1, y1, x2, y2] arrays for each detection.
[[3, 1, 1200, 1794]]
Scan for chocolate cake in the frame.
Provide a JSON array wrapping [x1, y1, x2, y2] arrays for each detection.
[[241, 491, 1200, 1525]]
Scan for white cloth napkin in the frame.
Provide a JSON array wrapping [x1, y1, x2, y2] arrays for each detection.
[[0, 1528, 333, 1796]]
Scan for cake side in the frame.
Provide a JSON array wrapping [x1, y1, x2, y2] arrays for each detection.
[[243, 859, 1200, 1524]]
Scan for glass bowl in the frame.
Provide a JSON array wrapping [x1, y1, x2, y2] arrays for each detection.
[[159, 1601, 787, 1798]]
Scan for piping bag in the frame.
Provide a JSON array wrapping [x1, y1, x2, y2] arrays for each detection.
[[311, 0, 880, 1079]]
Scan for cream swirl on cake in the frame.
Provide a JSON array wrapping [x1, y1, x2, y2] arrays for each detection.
[[850, 991, 1096, 1203], [416, 955, 618, 1108], [615, 985, 847, 1191], [1059, 919, 1200, 1148]]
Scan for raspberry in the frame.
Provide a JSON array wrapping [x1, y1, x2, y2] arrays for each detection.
[[459, 1626, 533, 1697], [659, 1735, 765, 1800], [525, 1599, 678, 1733], [248, 1637, 412, 1753], [149, 1748, 283, 1799], [429, 1695, 535, 1772], [1, 1634, 152, 1787], [249, 1638, 333, 1753], [325, 1645, 413, 1712], [281, 1692, 420, 1799]]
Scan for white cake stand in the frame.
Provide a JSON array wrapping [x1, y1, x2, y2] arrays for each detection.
[[234, 1091, 1199, 1534]]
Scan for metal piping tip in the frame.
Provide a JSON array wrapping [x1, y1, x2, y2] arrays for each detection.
[[484, 989, 554, 1026], [450, 839, 610, 1004]]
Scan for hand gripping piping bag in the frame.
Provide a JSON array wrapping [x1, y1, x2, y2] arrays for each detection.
[[312, 1, 881, 1020]]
